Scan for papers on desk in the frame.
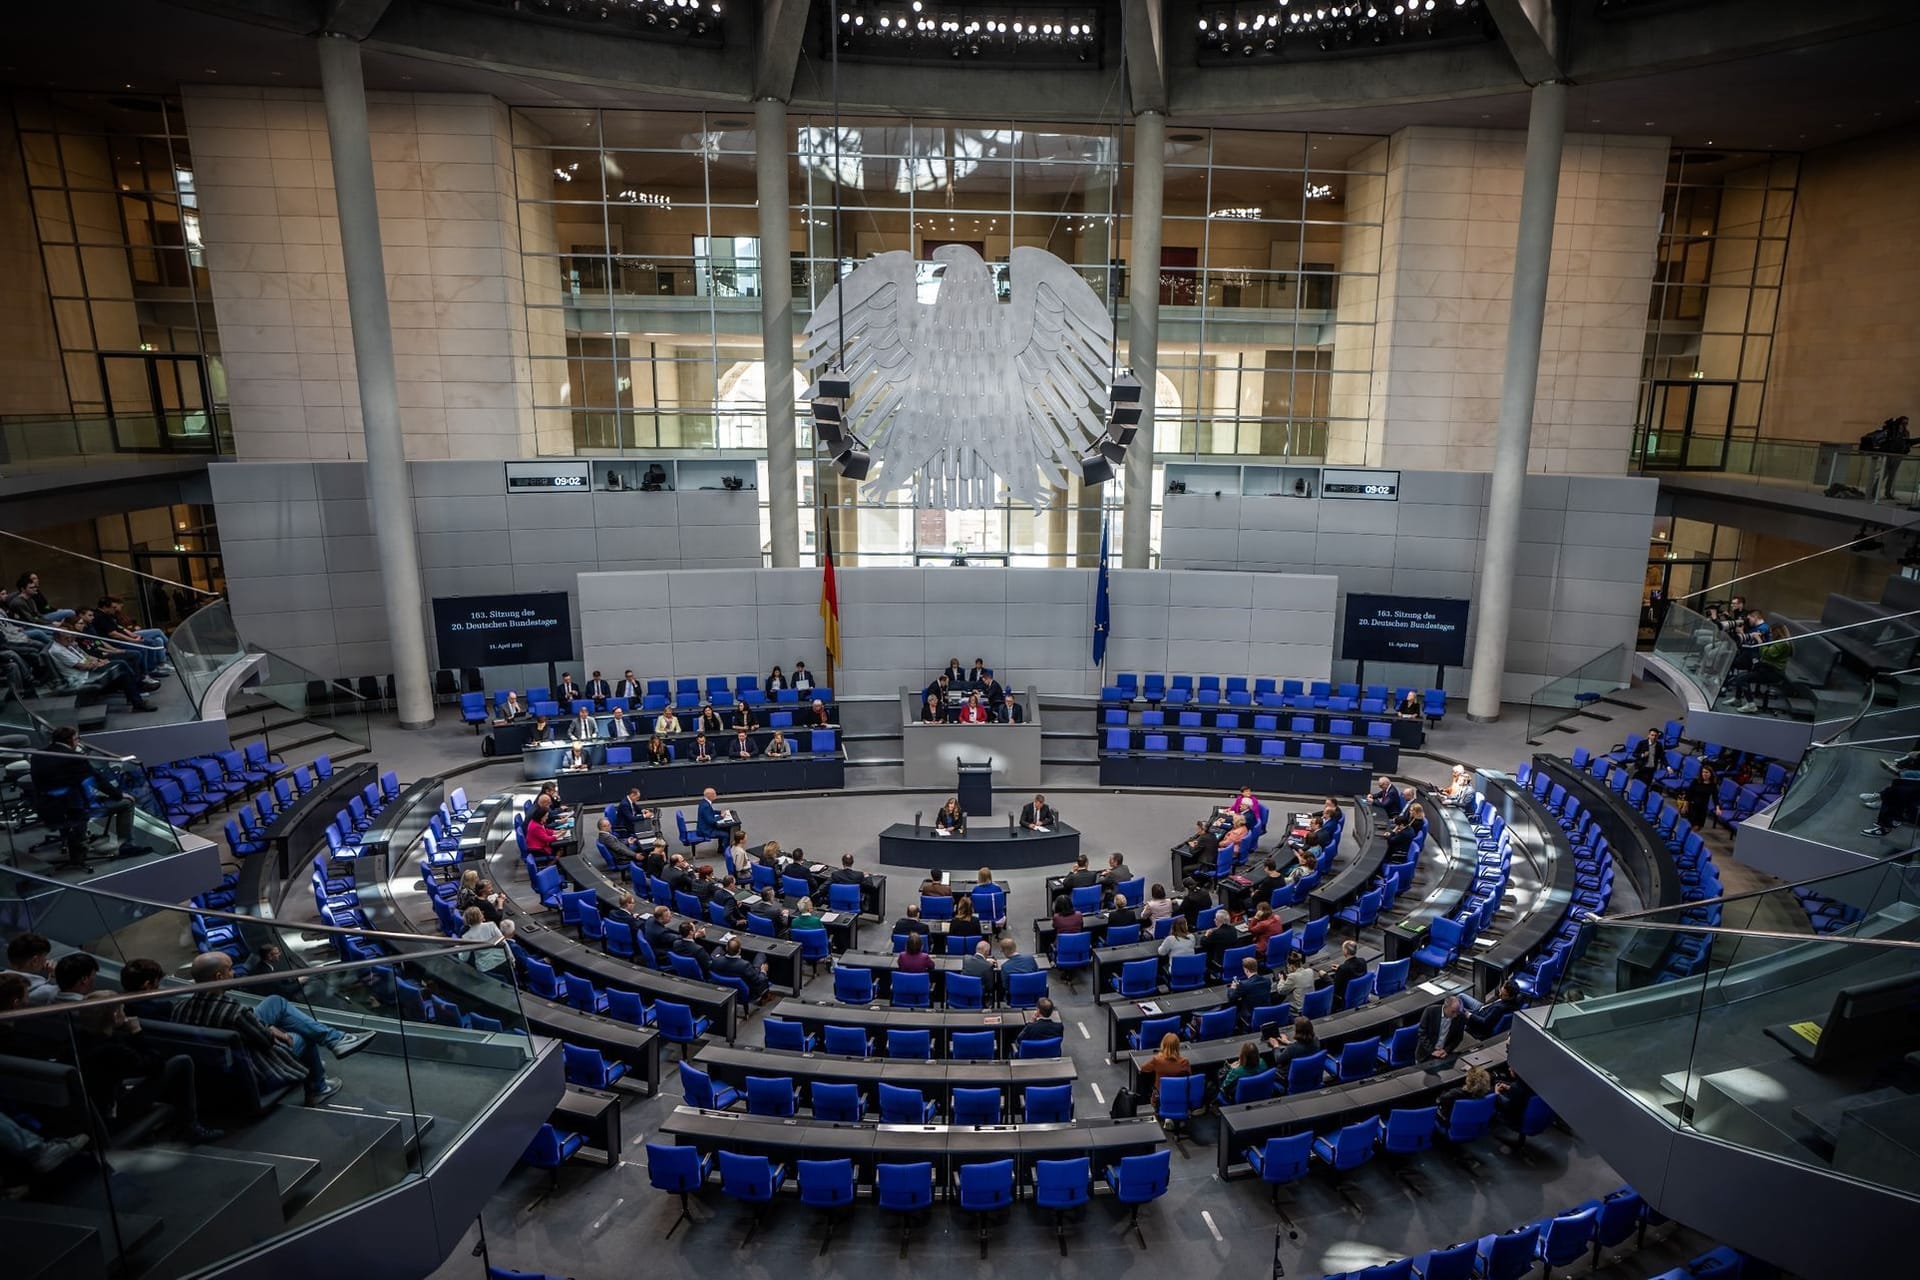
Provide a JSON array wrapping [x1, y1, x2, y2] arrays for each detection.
[[1136, 1001, 1161, 1015], [721, 933, 735, 944], [1030, 826, 1051, 834], [982, 1015, 1003, 1025], [934, 829, 951, 836], [1417, 980, 1452, 995]]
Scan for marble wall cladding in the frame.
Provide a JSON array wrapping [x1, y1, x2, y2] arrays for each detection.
[[183, 87, 537, 461], [1362, 127, 1668, 474]]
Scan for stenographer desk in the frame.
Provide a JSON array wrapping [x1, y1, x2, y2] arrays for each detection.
[[877, 821, 1081, 872]]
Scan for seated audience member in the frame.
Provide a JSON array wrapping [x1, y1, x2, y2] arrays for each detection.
[[765, 664, 788, 692], [1386, 803, 1427, 858], [1060, 850, 1096, 887], [726, 829, 756, 878], [893, 903, 929, 939], [807, 698, 831, 727], [646, 734, 672, 766], [919, 875, 952, 898], [524, 810, 561, 864], [1274, 950, 1316, 1009], [1157, 916, 1195, 957], [605, 706, 631, 739], [51, 955, 222, 1142], [1397, 689, 1423, 719], [1245, 858, 1289, 908], [615, 671, 642, 701], [1201, 907, 1247, 975], [1467, 981, 1525, 1036], [711, 876, 744, 925], [1444, 765, 1474, 806], [1050, 895, 1083, 937], [1216, 813, 1253, 864], [1244, 901, 1286, 949], [765, 730, 792, 758], [1319, 938, 1369, 996], [1217, 1041, 1264, 1104], [690, 733, 713, 763], [922, 692, 946, 724], [1099, 851, 1132, 892], [460, 908, 512, 974], [1107, 894, 1137, 929], [1018, 997, 1063, 1047], [536, 781, 571, 823], [1021, 794, 1058, 831], [654, 706, 682, 735], [935, 795, 966, 834], [117, 958, 180, 1021], [568, 706, 600, 741], [943, 657, 966, 685], [791, 897, 823, 931], [1862, 746, 1920, 838], [594, 819, 629, 868], [176, 951, 372, 1103], [711, 937, 772, 1003], [830, 854, 867, 886], [728, 703, 754, 732], [91, 597, 167, 675], [31, 726, 151, 864], [689, 864, 719, 904], [897, 932, 935, 973], [494, 691, 526, 723], [1141, 883, 1175, 922], [1177, 878, 1213, 929], [698, 704, 724, 735], [9, 571, 74, 624], [1181, 819, 1220, 870], [586, 671, 611, 707], [949, 896, 982, 939], [556, 672, 583, 704], [642, 907, 678, 956], [562, 744, 590, 771], [606, 892, 642, 927], [730, 727, 755, 759], [1368, 775, 1402, 814], [614, 787, 652, 840], [1228, 785, 1265, 827], [1492, 1068, 1538, 1126], [961, 938, 997, 990], [1439, 1064, 1494, 1122], [528, 714, 556, 743], [790, 661, 815, 692], [1299, 814, 1334, 858], [465, 878, 506, 925], [1263, 1016, 1321, 1070], [998, 936, 1037, 978], [671, 922, 712, 977], [46, 616, 157, 712], [957, 693, 989, 724], [1229, 955, 1272, 1016], [1417, 993, 1469, 1060], [1135, 1031, 1191, 1106]]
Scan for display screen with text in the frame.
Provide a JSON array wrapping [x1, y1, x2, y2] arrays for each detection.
[[432, 593, 574, 668], [1341, 594, 1470, 667]]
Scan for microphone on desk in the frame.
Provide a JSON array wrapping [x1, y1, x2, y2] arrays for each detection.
[[1009, 812, 1017, 837], [915, 810, 922, 836]]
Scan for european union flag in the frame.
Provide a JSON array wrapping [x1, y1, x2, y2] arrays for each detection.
[[1092, 516, 1111, 668]]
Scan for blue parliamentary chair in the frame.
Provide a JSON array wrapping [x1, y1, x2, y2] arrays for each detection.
[[1104, 1150, 1172, 1247], [644, 1142, 712, 1237]]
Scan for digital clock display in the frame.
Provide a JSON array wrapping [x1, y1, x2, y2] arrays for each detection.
[[508, 474, 586, 489], [503, 462, 592, 494], [1320, 468, 1401, 501]]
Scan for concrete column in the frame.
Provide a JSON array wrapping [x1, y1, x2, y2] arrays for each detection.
[[317, 35, 434, 729], [1467, 82, 1567, 723], [756, 97, 800, 568], [1122, 109, 1165, 570]]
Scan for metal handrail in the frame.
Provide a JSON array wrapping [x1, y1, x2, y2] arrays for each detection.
[[1577, 915, 1920, 950], [1595, 846, 1919, 924]]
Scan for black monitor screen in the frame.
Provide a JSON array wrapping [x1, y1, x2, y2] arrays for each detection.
[[1341, 594, 1471, 667], [432, 593, 573, 668]]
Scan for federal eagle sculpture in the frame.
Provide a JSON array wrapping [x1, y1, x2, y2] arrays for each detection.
[[803, 244, 1117, 511]]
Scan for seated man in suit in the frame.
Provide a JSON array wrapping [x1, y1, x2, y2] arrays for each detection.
[[968, 658, 988, 687], [1020, 794, 1058, 831], [671, 922, 712, 977], [604, 706, 631, 739], [614, 786, 650, 835], [960, 938, 998, 991], [1417, 993, 1469, 1061], [1017, 997, 1064, 1047], [494, 690, 527, 723], [594, 818, 631, 868], [1466, 981, 1524, 1037], [1318, 939, 1370, 1001], [1201, 907, 1247, 976], [790, 661, 815, 692], [1060, 851, 1097, 889], [1229, 955, 1272, 1020], [642, 906, 679, 957], [829, 853, 867, 886], [1368, 775, 1404, 816], [586, 671, 612, 707], [729, 727, 755, 759], [690, 733, 714, 763], [710, 936, 770, 1002], [568, 706, 600, 741], [556, 672, 583, 705], [615, 670, 642, 701], [892, 902, 929, 940], [696, 787, 738, 841], [1099, 851, 1132, 893]]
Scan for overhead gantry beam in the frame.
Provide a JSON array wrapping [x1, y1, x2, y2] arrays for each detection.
[[755, 0, 812, 102], [1122, 0, 1169, 115], [319, 0, 393, 40], [1483, 0, 1565, 84]]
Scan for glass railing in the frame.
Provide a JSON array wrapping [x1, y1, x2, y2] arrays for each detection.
[[164, 598, 247, 714], [1526, 643, 1629, 743], [237, 647, 373, 755], [1767, 669, 1920, 859], [0, 714, 185, 880], [1540, 850, 1920, 1201], [1633, 427, 1920, 509], [1650, 602, 1742, 703], [0, 867, 534, 1279]]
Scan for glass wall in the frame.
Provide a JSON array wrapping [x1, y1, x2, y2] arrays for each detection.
[[9, 92, 228, 453], [1635, 150, 1797, 470], [508, 109, 1385, 565]]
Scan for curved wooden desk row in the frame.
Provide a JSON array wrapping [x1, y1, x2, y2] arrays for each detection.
[[482, 827, 743, 1039], [1216, 1038, 1511, 1179], [1118, 975, 1475, 1093], [659, 1106, 1166, 1179], [1471, 777, 1578, 997], [764, 998, 1056, 1060], [691, 1042, 1075, 1104], [1097, 941, 1385, 1054]]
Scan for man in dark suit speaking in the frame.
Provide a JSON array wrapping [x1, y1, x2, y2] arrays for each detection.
[[1019, 794, 1056, 830]]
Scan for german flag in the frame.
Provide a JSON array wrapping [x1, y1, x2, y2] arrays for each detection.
[[819, 524, 841, 686]]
